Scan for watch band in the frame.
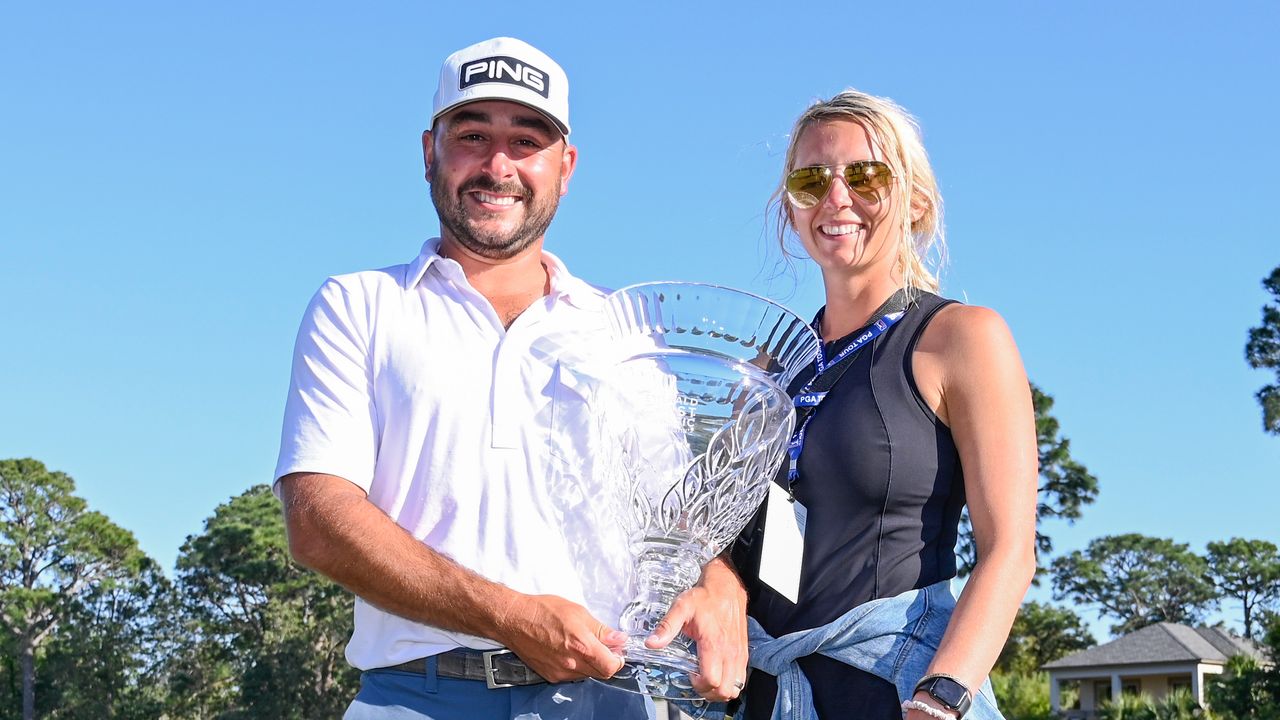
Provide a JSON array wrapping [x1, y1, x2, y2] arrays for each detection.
[[902, 699, 959, 719], [913, 673, 973, 717]]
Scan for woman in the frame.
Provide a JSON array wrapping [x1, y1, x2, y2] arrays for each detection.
[[738, 90, 1037, 720]]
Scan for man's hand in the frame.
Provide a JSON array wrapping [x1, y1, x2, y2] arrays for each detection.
[[644, 557, 748, 702], [498, 594, 628, 684]]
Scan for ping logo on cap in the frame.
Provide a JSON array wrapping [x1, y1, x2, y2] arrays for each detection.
[[459, 55, 550, 98]]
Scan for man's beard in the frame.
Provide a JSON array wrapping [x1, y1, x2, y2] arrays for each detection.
[[430, 169, 560, 261]]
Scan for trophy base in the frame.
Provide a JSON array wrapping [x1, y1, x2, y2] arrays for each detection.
[[593, 638, 709, 701], [592, 661, 707, 702]]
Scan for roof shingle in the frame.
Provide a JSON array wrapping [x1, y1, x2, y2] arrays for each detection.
[[1043, 623, 1265, 670]]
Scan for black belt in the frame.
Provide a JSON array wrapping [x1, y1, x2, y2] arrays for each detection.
[[382, 648, 546, 689]]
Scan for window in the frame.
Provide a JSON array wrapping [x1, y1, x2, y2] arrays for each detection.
[[1094, 681, 1112, 704], [1094, 680, 1141, 703]]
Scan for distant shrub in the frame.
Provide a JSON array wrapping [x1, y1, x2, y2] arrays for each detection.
[[990, 670, 1054, 720], [1208, 653, 1280, 719], [1097, 693, 1156, 720], [1151, 688, 1211, 719], [1096, 689, 1213, 720]]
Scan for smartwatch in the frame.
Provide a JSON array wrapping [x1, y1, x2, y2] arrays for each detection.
[[914, 674, 973, 717]]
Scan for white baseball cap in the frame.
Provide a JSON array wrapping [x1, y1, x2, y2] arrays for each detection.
[[432, 37, 571, 137]]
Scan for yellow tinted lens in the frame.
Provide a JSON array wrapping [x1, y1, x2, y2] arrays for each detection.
[[785, 166, 832, 209], [842, 161, 893, 202]]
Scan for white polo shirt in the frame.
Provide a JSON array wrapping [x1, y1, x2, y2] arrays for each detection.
[[274, 239, 633, 670]]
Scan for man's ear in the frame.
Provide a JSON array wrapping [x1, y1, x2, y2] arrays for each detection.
[[557, 142, 579, 197], [422, 130, 435, 182]]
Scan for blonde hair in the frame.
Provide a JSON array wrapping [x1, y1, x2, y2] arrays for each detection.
[[772, 89, 946, 294]]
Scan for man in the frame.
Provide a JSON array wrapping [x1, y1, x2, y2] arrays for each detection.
[[274, 37, 747, 719]]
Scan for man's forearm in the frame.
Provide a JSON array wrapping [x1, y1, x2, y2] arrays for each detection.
[[279, 472, 518, 642], [280, 472, 630, 683]]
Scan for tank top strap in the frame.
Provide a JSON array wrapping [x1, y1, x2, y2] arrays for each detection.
[[875, 292, 956, 355], [902, 293, 959, 356], [875, 291, 959, 424]]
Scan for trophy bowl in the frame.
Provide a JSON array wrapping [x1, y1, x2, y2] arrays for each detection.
[[586, 282, 820, 700]]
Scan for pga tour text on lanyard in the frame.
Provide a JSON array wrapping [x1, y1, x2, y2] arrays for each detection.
[[786, 310, 907, 490]]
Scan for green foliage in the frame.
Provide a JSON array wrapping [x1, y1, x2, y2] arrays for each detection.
[[990, 670, 1054, 720], [1097, 692, 1156, 720], [1265, 609, 1280, 647], [1208, 655, 1278, 719], [0, 463, 419, 717], [1245, 265, 1280, 435], [958, 384, 1100, 576], [33, 560, 173, 719], [997, 601, 1096, 675], [1207, 614, 1280, 719], [1152, 689, 1214, 720], [1205, 538, 1280, 639], [0, 471, 361, 718], [1067, 689, 1218, 720], [1096, 690, 1216, 720], [172, 484, 358, 719], [1029, 385, 1101, 533], [0, 631, 17, 720], [1051, 534, 1218, 635], [0, 458, 157, 720]]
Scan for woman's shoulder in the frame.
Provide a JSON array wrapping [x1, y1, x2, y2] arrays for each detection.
[[911, 297, 1026, 424], [915, 298, 1020, 375]]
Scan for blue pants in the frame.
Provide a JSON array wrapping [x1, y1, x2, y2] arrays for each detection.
[[343, 655, 659, 720]]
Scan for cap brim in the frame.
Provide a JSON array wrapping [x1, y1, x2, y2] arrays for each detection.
[[433, 97, 570, 138]]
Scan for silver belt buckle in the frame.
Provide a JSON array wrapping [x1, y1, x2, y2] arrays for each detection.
[[482, 649, 516, 689]]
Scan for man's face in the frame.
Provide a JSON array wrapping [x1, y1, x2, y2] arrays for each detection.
[[424, 100, 577, 261]]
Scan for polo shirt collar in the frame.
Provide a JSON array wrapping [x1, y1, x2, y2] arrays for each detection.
[[404, 238, 604, 310], [541, 248, 606, 309], [403, 239, 444, 289]]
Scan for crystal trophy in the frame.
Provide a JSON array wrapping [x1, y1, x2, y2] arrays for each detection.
[[556, 282, 819, 701]]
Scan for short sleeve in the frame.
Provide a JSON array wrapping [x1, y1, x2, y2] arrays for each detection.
[[273, 278, 378, 494]]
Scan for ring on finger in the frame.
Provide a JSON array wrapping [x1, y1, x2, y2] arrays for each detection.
[[733, 679, 745, 690]]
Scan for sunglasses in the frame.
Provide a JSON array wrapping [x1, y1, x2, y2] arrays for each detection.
[[785, 161, 894, 209]]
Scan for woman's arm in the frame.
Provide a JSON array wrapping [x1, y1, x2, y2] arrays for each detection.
[[911, 304, 1039, 715]]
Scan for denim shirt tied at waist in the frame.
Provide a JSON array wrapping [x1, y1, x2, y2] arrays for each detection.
[[745, 579, 1004, 720]]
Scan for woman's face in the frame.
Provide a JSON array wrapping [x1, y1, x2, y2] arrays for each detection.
[[789, 120, 901, 279]]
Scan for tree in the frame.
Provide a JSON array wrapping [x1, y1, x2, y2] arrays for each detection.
[[1051, 534, 1218, 635], [172, 484, 357, 719], [989, 670, 1055, 720], [0, 458, 152, 720], [996, 600, 1096, 675], [958, 384, 1100, 576], [1209, 655, 1279, 720], [1207, 613, 1280, 719], [0, 629, 18, 720], [1205, 537, 1280, 639], [1245, 265, 1280, 435], [33, 559, 172, 719]]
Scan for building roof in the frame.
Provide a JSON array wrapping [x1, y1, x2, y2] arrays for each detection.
[[1044, 623, 1267, 670]]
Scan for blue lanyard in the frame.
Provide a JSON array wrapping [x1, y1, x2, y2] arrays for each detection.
[[786, 310, 906, 490]]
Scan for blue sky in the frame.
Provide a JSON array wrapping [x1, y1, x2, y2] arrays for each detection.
[[2, 2, 1277, 639]]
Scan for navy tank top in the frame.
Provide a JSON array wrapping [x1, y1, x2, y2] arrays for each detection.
[[742, 291, 965, 636]]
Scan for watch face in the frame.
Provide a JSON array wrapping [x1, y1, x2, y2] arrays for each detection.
[[928, 677, 968, 709]]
